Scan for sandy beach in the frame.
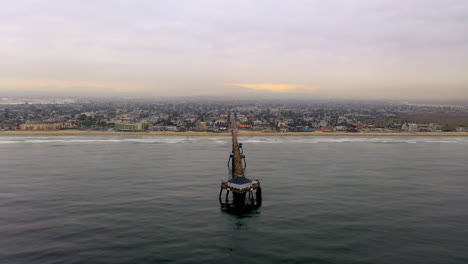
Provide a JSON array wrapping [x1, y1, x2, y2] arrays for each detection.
[[1, 130, 467, 137]]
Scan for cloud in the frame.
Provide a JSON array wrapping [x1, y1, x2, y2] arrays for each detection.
[[0, 78, 137, 93], [1, 1, 467, 100], [225, 83, 319, 93]]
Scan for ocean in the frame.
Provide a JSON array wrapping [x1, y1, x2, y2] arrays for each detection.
[[0, 136, 467, 264]]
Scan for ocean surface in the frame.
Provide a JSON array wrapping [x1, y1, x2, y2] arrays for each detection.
[[0, 136, 467, 264]]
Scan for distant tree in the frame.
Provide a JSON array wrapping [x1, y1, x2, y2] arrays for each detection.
[[161, 119, 174, 126]]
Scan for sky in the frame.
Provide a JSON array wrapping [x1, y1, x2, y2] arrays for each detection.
[[1, 0, 467, 100]]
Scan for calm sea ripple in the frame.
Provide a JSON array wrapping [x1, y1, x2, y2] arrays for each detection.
[[0, 136, 467, 264]]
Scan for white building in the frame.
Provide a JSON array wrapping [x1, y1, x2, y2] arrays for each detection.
[[402, 123, 418, 132]]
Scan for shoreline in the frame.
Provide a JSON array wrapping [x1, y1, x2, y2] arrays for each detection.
[[1, 130, 468, 137]]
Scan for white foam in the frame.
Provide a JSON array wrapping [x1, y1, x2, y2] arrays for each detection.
[[0, 140, 18, 144], [0, 137, 196, 144], [240, 137, 468, 144], [0, 136, 467, 145]]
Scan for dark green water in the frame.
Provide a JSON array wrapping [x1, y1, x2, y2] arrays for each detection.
[[0, 136, 467, 264]]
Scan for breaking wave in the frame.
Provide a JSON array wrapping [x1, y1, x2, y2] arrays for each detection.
[[0, 137, 196, 144], [0, 136, 467, 145], [240, 137, 468, 144]]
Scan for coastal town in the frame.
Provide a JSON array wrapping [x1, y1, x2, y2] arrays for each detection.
[[1, 97, 468, 133]]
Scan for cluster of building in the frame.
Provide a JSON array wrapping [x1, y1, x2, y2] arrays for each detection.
[[19, 122, 78, 131], [1, 97, 468, 133]]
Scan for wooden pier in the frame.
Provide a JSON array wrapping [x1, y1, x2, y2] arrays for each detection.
[[219, 114, 262, 211]]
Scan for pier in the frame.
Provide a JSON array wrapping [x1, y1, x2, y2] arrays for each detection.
[[219, 114, 262, 211]]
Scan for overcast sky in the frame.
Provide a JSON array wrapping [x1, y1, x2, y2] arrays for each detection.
[[1, 0, 467, 100]]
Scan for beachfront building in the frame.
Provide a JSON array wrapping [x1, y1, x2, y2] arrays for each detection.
[[19, 123, 66, 130], [402, 123, 418, 132], [114, 120, 149, 132]]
